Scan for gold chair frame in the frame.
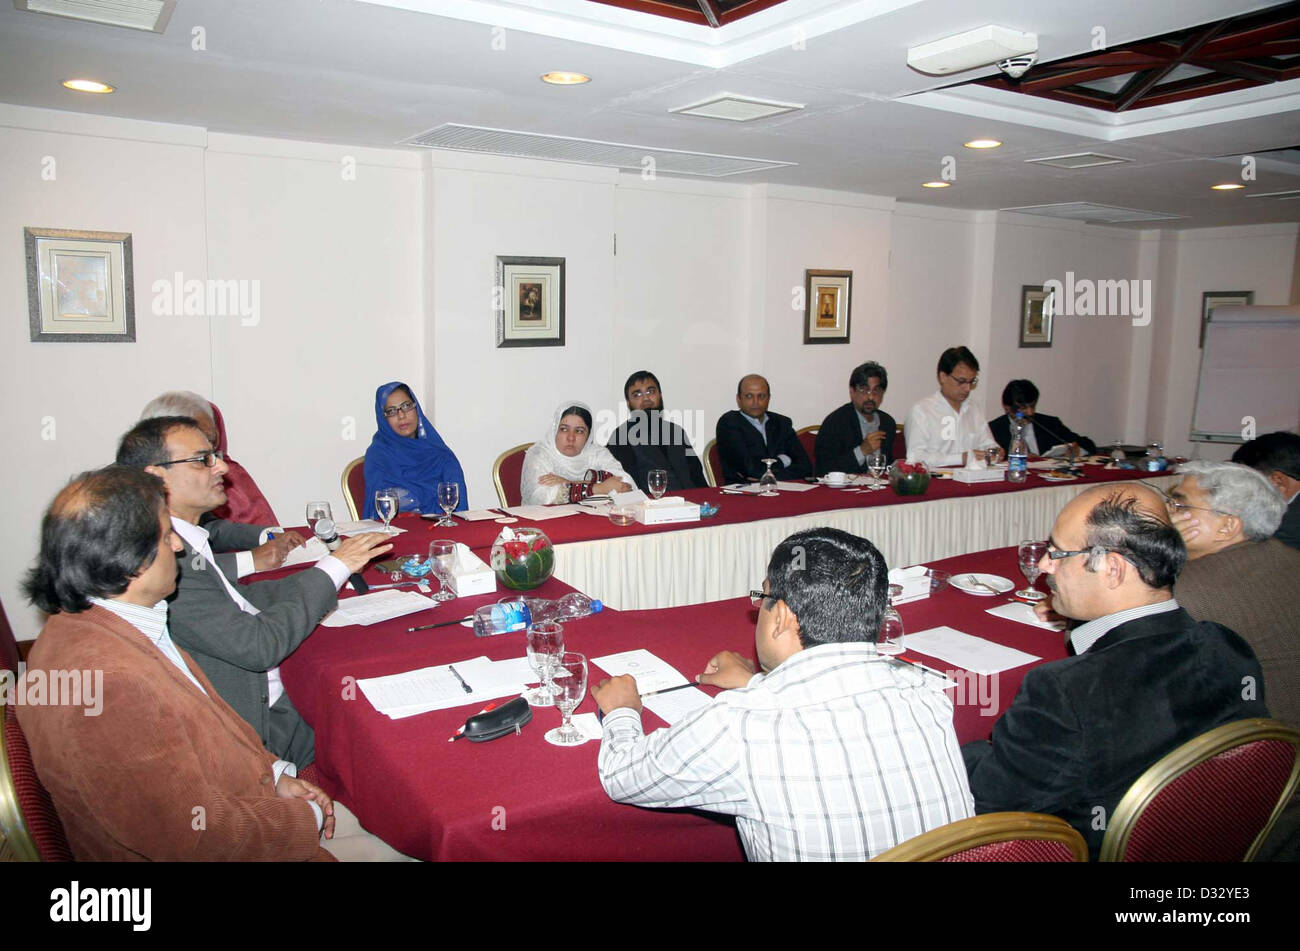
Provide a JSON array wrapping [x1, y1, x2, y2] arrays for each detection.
[[340, 456, 365, 521], [702, 438, 719, 488], [1099, 718, 1300, 862], [872, 811, 1087, 862], [492, 443, 534, 508], [0, 704, 41, 862]]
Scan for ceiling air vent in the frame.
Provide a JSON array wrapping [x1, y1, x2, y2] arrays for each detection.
[[13, 0, 175, 32], [401, 124, 795, 178], [670, 94, 804, 122], [1001, 202, 1180, 223], [1025, 152, 1132, 169], [1245, 189, 1300, 200]]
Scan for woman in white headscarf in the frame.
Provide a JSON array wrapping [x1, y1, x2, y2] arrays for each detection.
[[521, 402, 634, 505]]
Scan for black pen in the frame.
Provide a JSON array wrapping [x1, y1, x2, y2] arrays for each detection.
[[448, 664, 472, 694], [408, 616, 470, 632], [639, 682, 701, 699]]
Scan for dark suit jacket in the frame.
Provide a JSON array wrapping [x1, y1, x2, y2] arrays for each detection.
[[18, 606, 330, 861], [168, 519, 338, 766], [1277, 496, 1300, 551], [607, 411, 707, 492], [813, 403, 898, 476], [962, 606, 1267, 859], [715, 410, 812, 484], [989, 412, 1096, 456]]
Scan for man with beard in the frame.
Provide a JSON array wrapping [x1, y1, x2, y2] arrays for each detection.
[[606, 370, 707, 492], [814, 361, 899, 476]]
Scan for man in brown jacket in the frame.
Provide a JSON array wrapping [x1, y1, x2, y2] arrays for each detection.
[[17, 465, 335, 861]]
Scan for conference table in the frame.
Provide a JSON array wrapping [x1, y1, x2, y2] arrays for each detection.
[[278, 545, 1070, 862], [400, 465, 1176, 611]]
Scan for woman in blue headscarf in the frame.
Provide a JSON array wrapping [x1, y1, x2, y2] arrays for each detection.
[[363, 381, 468, 518]]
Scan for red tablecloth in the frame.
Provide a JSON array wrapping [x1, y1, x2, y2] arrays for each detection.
[[277, 545, 1066, 860]]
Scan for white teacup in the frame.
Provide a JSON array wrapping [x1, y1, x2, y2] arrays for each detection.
[[825, 471, 848, 486]]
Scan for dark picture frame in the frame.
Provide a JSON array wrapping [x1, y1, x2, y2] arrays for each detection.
[[1019, 284, 1054, 349], [25, 227, 135, 343], [803, 269, 851, 344], [496, 255, 565, 348]]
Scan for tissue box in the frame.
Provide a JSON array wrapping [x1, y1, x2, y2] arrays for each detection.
[[952, 468, 1005, 484], [887, 567, 930, 604], [635, 501, 701, 525], [448, 543, 496, 597]]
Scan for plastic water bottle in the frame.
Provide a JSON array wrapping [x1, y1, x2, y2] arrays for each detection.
[[472, 602, 532, 638], [1007, 413, 1028, 483], [557, 592, 603, 620]]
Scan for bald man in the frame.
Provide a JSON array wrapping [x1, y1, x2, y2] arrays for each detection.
[[962, 484, 1267, 858], [714, 375, 812, 485]]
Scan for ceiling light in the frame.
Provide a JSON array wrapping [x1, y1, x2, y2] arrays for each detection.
[[62, 79, 114, 94], [964, 138, 1002, 149], [922, 181, 951, 188], [1211, 183, 1245, 191], [541, 72, 590, 85]]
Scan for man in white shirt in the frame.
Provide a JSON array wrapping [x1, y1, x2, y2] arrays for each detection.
[[590, 527, 974, 861], [904, 346, 1001, 467]]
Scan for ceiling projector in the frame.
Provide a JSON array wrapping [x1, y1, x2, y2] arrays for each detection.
[[907, 25, 1038, 76]]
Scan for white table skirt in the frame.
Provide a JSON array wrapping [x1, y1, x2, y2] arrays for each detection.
[[553, 476, 1177, 611]]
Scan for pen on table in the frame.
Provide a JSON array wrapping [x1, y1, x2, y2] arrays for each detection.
[[639, 682, 700, 699], [448, 663, 472, 694], [895, 655, 949, 680], [408, 616, 471, 632]]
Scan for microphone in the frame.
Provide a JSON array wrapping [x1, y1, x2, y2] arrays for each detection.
[[1025, 416, 1080, 466], [313, 518, 369, 594]]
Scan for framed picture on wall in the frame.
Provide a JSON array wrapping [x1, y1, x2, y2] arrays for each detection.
[[1200, 290, 1253, 348], [496, 255, 565, 348], [803, 270, 851, 344], [1019, 284, 1054, 348], [25, 227, 135, 343]]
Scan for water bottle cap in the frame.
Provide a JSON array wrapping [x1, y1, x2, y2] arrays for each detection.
[[590, 600, 603, 613]]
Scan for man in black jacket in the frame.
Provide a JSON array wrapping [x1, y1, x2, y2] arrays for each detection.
[[988, 379, 1096, 457], [962, 483, 1267, 858], [715, 375, 812, 485], [1232, 431, 1300, 551], [607, 370, 707, 492], [814, 361, 898, 476]]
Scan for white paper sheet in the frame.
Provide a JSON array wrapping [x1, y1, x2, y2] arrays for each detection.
[[273, 536, 330, 569], [899, 626, 1041, 676], [335, 519, 407, 536], [319, 589, 438, 627], [448, 508, 506, 522], [725, 481, 818, 494], [591, 648, 689, 694], [985, 601, 1067, 632], [644, 686, 712, 725], [358, 655, 532, 718], [501, 504, 583, 521]]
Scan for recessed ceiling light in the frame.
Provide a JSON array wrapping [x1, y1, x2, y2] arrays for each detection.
[[964, 138, 1002, 149], [541, 72, 590, 85], [1211, 182, 1245, 191], [62, 79, 114, 94], [922, 181, 951, 188]]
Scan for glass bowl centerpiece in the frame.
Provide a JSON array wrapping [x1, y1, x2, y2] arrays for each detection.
[[889, 460, 931, 496], [489, 526, 555, 591]]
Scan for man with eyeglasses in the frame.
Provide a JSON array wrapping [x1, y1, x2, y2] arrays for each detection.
[[904, 346, 1001, 468], [606, 370, 707, 492], [590, 527, 974, 861], [715, 374, 812, 484], [962, 484, 1266, 858], [813, 361, 899, 476], [116, 416, 393, 767]]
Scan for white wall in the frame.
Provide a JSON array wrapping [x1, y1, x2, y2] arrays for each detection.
[[2, 102, 1295, 641]]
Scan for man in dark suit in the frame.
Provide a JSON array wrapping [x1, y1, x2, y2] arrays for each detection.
[[814, 361, 898, 476], [607, 370, 707, 492], [988, 379, 1096, 457], [962, 483, 1267, 858], [116, 416, 392, 766], [715, 374, 812, 485], [1232, 431, 1300, 551]]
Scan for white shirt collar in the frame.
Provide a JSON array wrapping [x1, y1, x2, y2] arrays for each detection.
[[1069, 598, 1180, 655]]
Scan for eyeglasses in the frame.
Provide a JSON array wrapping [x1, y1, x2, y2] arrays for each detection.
[[629, 387, 659, 400], [1158, 490, 1233, 519], [949, 375, 978, 388], [853, 384, 885, 396], [155, 449, 225, 469], [1045, 542, 1131, 565], [749, 589, 784, 606], [383, 400, 416, 418]]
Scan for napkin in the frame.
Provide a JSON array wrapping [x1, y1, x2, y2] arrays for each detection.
[[888, 565, 929, 604]]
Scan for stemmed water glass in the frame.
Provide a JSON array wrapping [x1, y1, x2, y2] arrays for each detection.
[[647, 469, 668, 500], [524, 621, 564, 707], [758, 458, 778, 496], [866, 450, 887, 489], [877, 583, 905, 655], [435, 481, 459, 527], [427, 539, 457, 602], [544, 652, 589, 746], [374, 488, 399, 534], [305, 501, 332, 535], [1017, 539, 1048, 601]]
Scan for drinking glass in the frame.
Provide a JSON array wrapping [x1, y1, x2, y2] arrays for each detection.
[[524, 621, 565, 707], [866, 450, 887, 488], [545, 652, 589, 746], [758, 458, 778, 496], [374, 489, 399, 534], [877, 584, 905, 655], [647, 469, 668, 500], [305, 501, 332, 535], [428, 540, 458, 602], [1016, 539, 1049, 601], [435, 481, 459, 527]]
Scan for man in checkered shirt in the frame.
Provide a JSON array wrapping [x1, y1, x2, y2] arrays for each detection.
[[591, 527, 974, 861]]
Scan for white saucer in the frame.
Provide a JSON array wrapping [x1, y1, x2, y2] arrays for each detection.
[[951, 573, 1015, 596]]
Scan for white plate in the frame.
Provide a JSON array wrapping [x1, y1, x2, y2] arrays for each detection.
[[951, 573, 1015, 596], [1039, 473, 1081, 482]]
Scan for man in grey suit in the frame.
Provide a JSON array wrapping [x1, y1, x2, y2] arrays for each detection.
[[116, 416, 391, 766]]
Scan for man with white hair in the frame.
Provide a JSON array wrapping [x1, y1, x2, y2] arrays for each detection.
[[1167, 461, 1298, 727]]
